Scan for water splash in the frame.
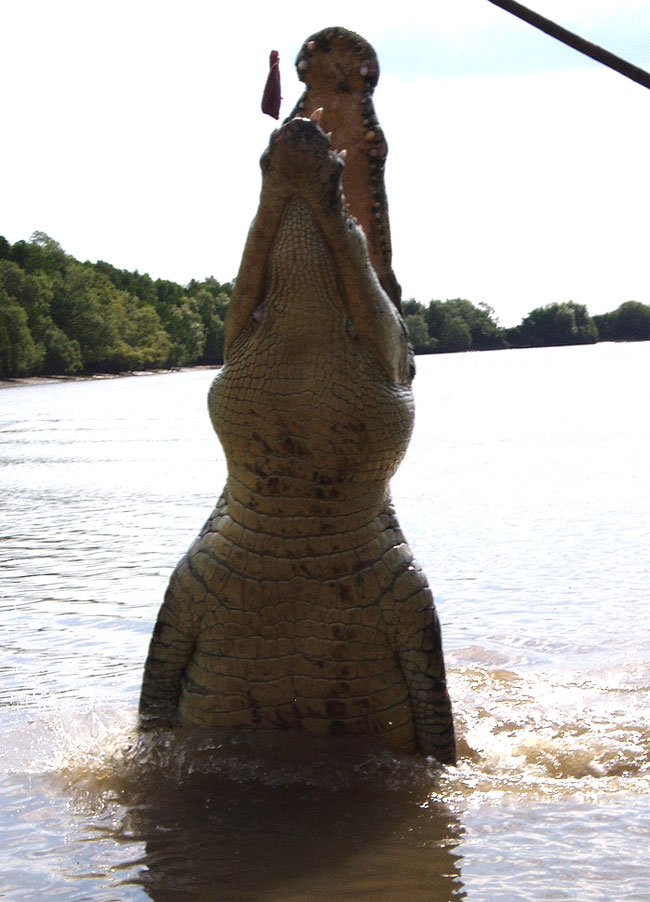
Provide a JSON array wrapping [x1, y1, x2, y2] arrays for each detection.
[[443, 662, 650, 805]]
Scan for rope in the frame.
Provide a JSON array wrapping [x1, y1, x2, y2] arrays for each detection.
[[485, 0, 650, 90]]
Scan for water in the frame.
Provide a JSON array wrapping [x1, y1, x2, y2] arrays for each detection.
[[1, 343, 649, 900]]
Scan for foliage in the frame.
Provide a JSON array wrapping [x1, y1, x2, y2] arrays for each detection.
[[402, 297, 506, 353], [441, 315, 472, 353], [189, 284, 230, 365], [0, 289, 40, 375], [41, 323, 83, 375], [508, 301, 598, 348], [593, 301, 650, 342], [403, 313, 430, 351], [1, 232, 648, 378], [0, 233, 232, 377]]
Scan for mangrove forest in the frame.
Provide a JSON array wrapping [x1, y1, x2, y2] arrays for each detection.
[[1, 233, 649, 379]]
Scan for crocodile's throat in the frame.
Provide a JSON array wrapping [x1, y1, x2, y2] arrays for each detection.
[[209, 185, 414, 517], [224, 116, 411, 380], [209, 114, 414, 515], [256, 194, 349, 353]]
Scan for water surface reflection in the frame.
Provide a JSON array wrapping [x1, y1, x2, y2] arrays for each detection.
[[2, 346, 650, 900], [63, 730, 465, 901]]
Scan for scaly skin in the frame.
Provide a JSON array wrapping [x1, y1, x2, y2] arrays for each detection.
[[139, 28, 455, 764]]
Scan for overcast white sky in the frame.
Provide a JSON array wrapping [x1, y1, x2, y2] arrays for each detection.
[[2, 0, 648, 325]]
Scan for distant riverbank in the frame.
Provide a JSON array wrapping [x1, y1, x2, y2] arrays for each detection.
[[2, 233, 649, 381], [0, 364, 220, 390], [4, 339, 648, 390]]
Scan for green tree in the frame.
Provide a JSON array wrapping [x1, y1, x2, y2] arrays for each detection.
[[594, 301, 650, 342], [451, 299, 505, 350], [424, 300, 448, 346], [0, 260, 53, 344], [404, 313, 431, 351], [430, 299, 505, 351], [30, 231, 65, 255], [0, 256, 86, 374], [152, 279, 207, 365], [401, 298, 427, 318], [155, 278, 185, 311], [10, 233, 67, 278], [41, 324, 83, 375], [441, 316, 472, 352], [422, 298, 502, 353], [0, 233, 233, 375], [120, 298, 171, 369], [163, 301, 206, 366], [94, 260, 157, 306], [192, 287, 228, 364], [56, 264, 177, 372], [512, 302, 597, 348], [0, 290, 40, 376], [203, 315, 225, 364], [53, 264, 117, 368]]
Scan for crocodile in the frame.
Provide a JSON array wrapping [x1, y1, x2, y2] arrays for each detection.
[[139, 26, 456, 764]]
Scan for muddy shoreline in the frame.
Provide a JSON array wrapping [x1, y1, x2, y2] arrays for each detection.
[[0, 364, 220, 390]]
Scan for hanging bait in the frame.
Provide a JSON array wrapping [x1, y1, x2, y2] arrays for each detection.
[[262, 50, 281, 119]]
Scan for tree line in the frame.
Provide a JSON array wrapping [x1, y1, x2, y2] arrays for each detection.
[[402, 296, 650, 353], [0, 232, 231, 378], [1, 232, 649, 378]]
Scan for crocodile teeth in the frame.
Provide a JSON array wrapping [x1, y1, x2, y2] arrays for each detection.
[[310, 107, 324, 123], [337, 149, 347, 161]]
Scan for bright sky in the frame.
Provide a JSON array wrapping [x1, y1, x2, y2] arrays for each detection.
[[2, 0, 648, 326]]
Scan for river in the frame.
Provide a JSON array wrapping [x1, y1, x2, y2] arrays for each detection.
[[1, 342, 649, 900]]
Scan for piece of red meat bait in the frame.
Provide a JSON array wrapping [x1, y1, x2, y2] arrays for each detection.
[[262, 50, 281, 119]]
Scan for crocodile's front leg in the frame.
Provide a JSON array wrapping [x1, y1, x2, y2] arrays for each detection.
[[139, 558, 199, 729]]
